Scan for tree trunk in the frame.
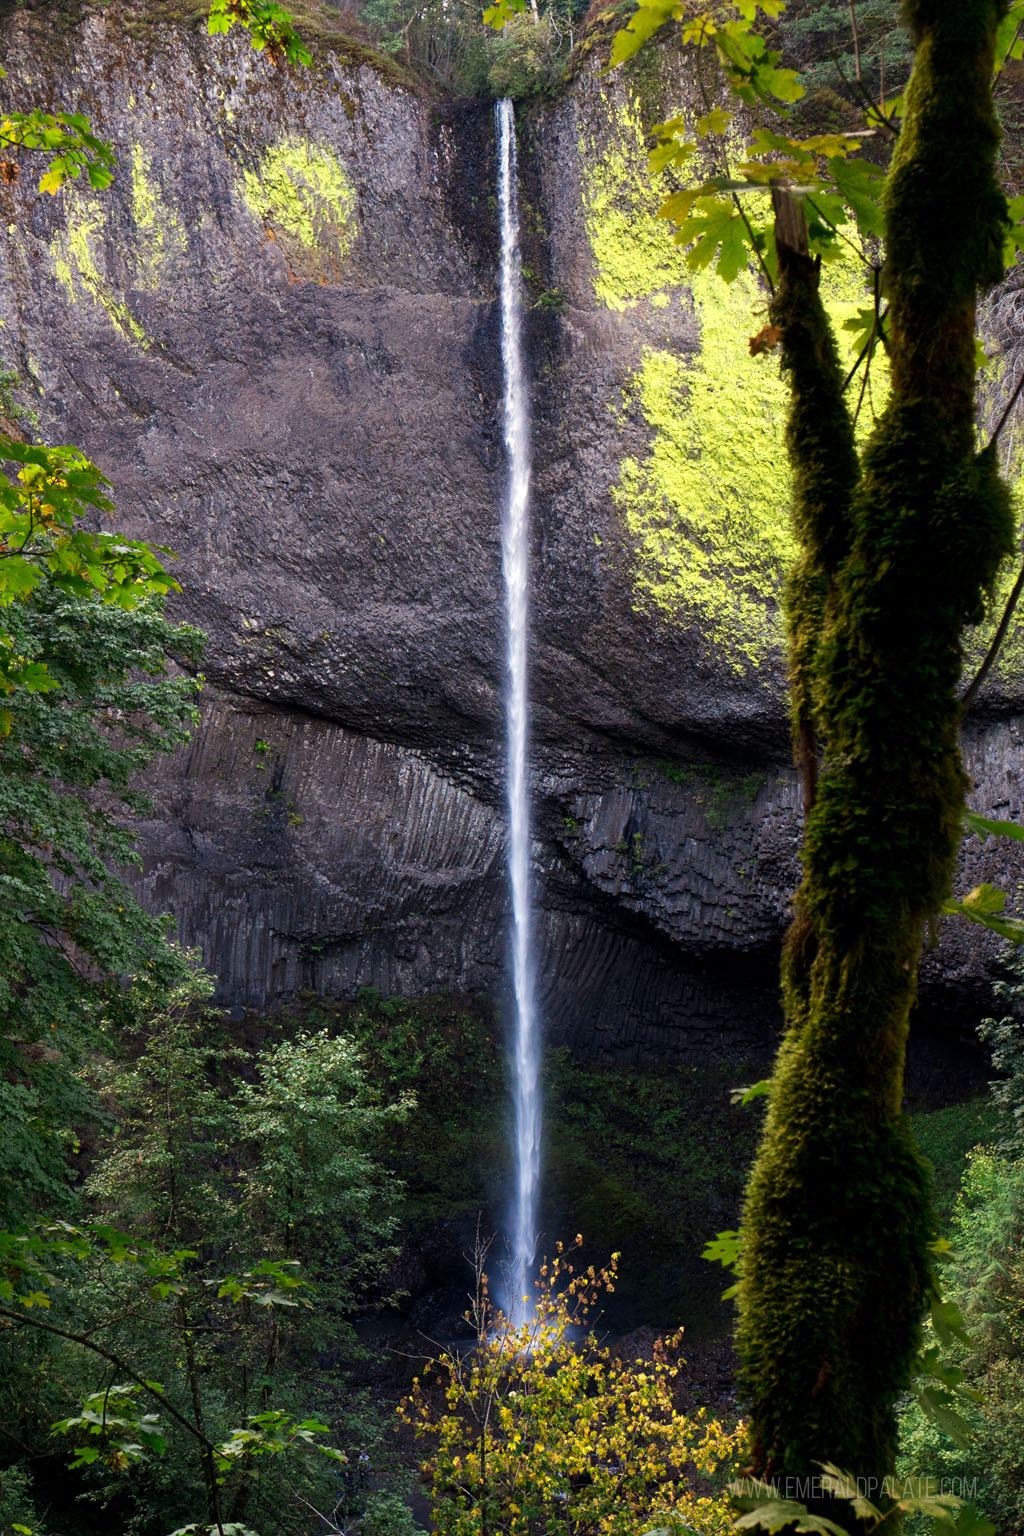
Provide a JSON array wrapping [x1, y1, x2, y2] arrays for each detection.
[[737, 0, 1014, 1497]]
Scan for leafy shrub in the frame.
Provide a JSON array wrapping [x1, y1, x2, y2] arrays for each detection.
[[0, 589, 201, 1224], [295, 989, 508, 1224], [484, 12, 560, 97], [897, 1150, 1024, 1532], [0, 1462, 44, 1536], [401, 1240, 744, 1536], [0, 970, 412, 1536], [979, 951, 1024, 1155], [361, 1489, 425, 1536], [910, 1098, 999, 1224]]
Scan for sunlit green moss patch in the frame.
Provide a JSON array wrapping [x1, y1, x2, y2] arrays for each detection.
[[240, 137, 356, 278]]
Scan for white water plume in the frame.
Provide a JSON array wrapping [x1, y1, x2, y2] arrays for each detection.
[[495, 97, 539, 1324]]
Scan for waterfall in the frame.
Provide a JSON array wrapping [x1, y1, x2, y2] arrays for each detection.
[[495, 96, 539, 1323]]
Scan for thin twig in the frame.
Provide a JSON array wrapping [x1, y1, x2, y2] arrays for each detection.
[[961, 561, 1024, 712], [832, 53, 900, 136], [732, 192, 776, 293], [852, 345, 872, 427], [0, 1304, 213, 1451], [986, 363, 1024, 450], [803, 193, 873, 266], [848, 0, 862, 82]]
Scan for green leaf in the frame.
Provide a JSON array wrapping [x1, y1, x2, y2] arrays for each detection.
[[482, 0, 525, 28], [703, 1229, 742, 1267], [842, 304, 881, 354], [963, 809, 1024, 842], [648, 136, 697, 176], [962, 884, 1006, 916], [816, 1464, 882, 1522], [0, 559, 44, 598], [943, 884, 1024, 943], [608, 0, 679, 67], [764, 67, 804, 104], [68, 1446, 101, 1466], [930, 1294, 972, 1347], [697, 107, 732, 135], [659, 187, 706, 225], [671, 195, 754, 280], [734, 1501, 847, 1536], [19, 1290, 51, 1309], [914, 1386, 975, 1447], [829, 155, 886, 238], [730, 1079, 770, 1106]]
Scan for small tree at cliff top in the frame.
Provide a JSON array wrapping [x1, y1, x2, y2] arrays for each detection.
[[483, 0, 1024, 1516]]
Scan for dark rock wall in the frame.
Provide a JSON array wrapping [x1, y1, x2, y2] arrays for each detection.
[[1, 7, 1022, 1059]]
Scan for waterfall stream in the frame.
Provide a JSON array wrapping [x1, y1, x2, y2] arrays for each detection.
[[496, 97, 539, 1322]]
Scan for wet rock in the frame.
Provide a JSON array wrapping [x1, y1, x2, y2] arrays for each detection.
[[1, 7, 1021, 1060]]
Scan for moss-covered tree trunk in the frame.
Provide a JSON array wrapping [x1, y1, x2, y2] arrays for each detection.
[[736, 0, 1014, 1491]]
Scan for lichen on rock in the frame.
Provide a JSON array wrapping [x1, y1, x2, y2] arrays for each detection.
[[612, 278, 794, 675], [130, 145, 186, 291], [50, 197, 148, 346], [579, 95, 690, 311], [239, 136, 357, 281]]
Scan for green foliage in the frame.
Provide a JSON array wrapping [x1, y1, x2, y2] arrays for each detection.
[[207, 0, 312, 65], [88, 971, 410, 1311], [0, 1462, 44, 1536], [775, 0, 913, 101], [0, 591, 201, 1224], [280, 996, 760, 1334], [602, 0, 1023, 301], [733, 1464, 993, 1536], [482, 12, 561, 98], [0, 442, 177, 704], [910, 1099, 999, 1223], [361, 1489, 426, 1536], [0, 96, 114, 195], [0, 1222, 347, 1532], [401, 1242, 744, 1536], [53, 1382, 169, 1469], [300, 989, 508, 1224], [543, 1052, 763, 1328], [897, 1151, 1024, 1533], [942, 883, 1024, 944], [978, 949, 1024, 1155], [0, 970, 408, 1533]]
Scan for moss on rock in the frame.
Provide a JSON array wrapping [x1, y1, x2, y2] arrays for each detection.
[[579, 96, 691, 310], [612, 283, 793, 674], [130, 145, 186, 291], [582, 85, 892, 674], [239, 136, 356, 281], [50, 198, 149, 346]]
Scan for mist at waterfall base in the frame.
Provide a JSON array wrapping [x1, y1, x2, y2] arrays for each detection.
[[496, 97, 541, 1326]]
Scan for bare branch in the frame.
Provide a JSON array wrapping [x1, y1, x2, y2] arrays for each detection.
[[961, 561, 1024, 713]]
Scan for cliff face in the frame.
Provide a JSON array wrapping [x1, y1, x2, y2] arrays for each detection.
[[1, 5, 1022, 1059]]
